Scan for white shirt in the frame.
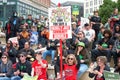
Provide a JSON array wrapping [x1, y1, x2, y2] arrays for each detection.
[[83, 29, 95, 42]]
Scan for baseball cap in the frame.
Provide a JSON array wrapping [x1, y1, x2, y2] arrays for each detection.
[[76, 42, 85, 48]]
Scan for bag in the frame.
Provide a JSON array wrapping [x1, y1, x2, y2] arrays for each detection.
[[22, 74, 38, 80]]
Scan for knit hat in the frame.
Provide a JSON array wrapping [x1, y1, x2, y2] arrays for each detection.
[[77, 42, 85, 48]]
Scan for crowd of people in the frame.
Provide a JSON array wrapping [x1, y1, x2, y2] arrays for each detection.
[[0, 8, 119, 80]]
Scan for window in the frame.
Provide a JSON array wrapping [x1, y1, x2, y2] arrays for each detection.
[[94, 0, 97, 5], [90, 8, 93, 13], [99, 0, 103, 5], [86, 2, 89, 7], [90, 1, 93, 6], [94, 7, 97, 11], [86, 9, 89, 13], [0, 6, 3, 18]]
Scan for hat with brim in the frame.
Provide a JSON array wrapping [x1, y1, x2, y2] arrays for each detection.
[[76, 42, 85, 48]]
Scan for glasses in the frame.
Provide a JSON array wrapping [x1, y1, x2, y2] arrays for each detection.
[[68, 58, 74, 60], [2, 57, 7, 59]]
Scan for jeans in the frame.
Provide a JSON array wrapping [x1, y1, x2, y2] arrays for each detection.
[[77, 64, 88, 79], [42, 50, 55, 61], [11, 76, 21, 80], [0, 77, 10, 80]]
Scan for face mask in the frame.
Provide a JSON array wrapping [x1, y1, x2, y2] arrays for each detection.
[[14, 13, 17, 16]]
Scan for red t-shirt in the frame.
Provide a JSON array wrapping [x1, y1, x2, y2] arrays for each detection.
[[32, 60, 48, 80], [64, 64, 78, 80]]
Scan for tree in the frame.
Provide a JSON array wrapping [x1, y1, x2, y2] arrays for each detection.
[[99, 0, 117, 24], [117, 0, 120, 12]]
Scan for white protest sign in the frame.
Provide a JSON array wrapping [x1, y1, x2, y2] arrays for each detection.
[[81, 17, 89, 27], [49, 6, 72, 39], [9, 37, 18, 44]]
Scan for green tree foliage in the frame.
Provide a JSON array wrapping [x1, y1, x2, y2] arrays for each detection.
[[117, 0, 120, 11], [99, 0, 117, 24]]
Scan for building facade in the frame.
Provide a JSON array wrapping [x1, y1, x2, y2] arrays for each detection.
[[84, 0, 118, 18], [84, 0, 103, 18], [0, 0, 50, 27], [61, 1, 84, 20]]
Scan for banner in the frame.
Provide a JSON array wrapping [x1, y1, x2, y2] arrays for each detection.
[[9, 37, 18, 44], [72, 5, 79, 15], [49, 6, 72, 39], [104, 70, 120, 80]]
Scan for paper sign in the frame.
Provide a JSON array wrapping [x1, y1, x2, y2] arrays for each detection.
[[49, 6, 72, 39], [9, 37, 18, 44], [81, 17, 89, 27], [104, 70, 120, 80]]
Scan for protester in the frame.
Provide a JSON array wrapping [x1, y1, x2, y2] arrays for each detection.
[[97, 27, 105, 41], [19, 41, 35, 62], [11, 52, 32, 80], [89, 56, 110, 80], [112, 24, 120, 40], [112, 35, 120, 67], [26, 14, 34, 29], [0, 53, 12, 80], [91, 30, 114, 66], [90, 10, 101, 41], [114, 57, 120, 74], [17, 33, 27, 50], [29, 26, 38, 45], [9, 11, 20, 37], [75, 42, 89, 79], [31, 51, 48, 80], [55, 53, 80, 80], [83, 23, 95, 51], [5, 18, 11, 42], [42, 39, 58, 65], [20, 26, 29, 40], [2, 40, 17, 64], [110, 8, 119, 31]]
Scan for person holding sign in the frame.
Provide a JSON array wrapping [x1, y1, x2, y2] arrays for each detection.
[[55, 53, 80, 80], [89, 56, 110, 80]]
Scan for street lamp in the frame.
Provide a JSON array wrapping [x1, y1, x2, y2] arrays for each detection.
[[3, 0, 7, 27]]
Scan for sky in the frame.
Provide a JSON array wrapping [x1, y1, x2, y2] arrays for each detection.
[[51, 0, 84, 4]]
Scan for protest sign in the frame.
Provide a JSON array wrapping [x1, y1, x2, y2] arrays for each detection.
[[49, 6, 72, 39], [104, 70, 120, 80], [9, 37, 18, 44], [81, 17, 89, 27]]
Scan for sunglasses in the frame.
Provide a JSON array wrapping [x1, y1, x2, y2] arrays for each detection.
[[68, 58, 74, 60], [2, 57, 7, 59]]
